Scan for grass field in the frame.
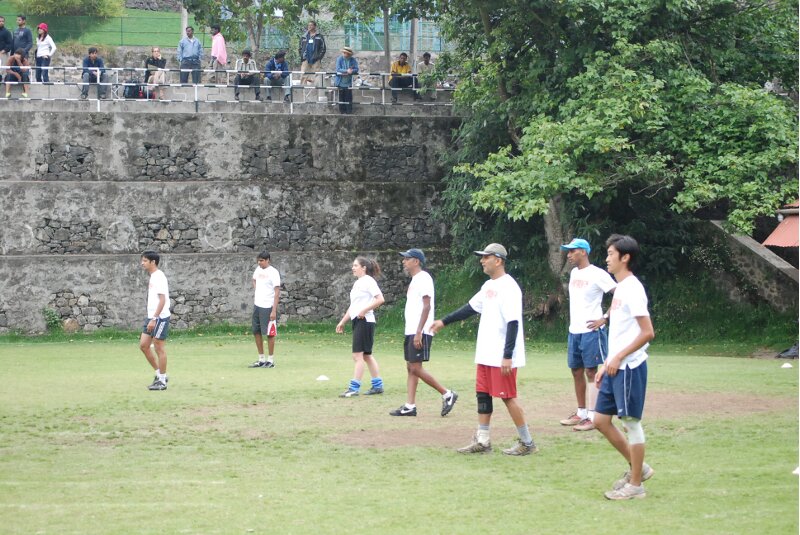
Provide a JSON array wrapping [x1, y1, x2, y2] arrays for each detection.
[[1, 331, 797, 534]]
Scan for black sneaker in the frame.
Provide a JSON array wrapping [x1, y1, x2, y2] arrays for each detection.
[[364, 387, 384, 395], [249, 360, 267, 368], [284, 94, 291, 102], [441, 391, 459, 417], [389, 405, 417, 417], [234, 94, 239, 101], [264, 361, 275, 368], [266, 95, 272, 101], [148, 380, 167, 391]]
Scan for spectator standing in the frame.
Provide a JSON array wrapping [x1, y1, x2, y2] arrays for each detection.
[[233, 48, 260, 101], [334, 46, 358, 114], [299, 20, 326, 86], [177, 26, 202, 84], [389, 52, 419, 102], [34, 23, 56, 83], [209, 24, 227, 84], [80, 47, 107, 99], [144, 46, 167, 100], [4, 48, 30, 98], [264, 50, 291, 102], [0, 17, 13, 67], [416, 52, 436, 101], [12, 15, 32, 58]]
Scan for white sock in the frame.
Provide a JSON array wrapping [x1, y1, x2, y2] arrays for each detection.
[[443, 389, 452, 399], [588, 410, 595, 421], [267, 355, 274, 363], [577, 407, 588, 419], [158, 373, 167, 383], [405, 403, 416, 409], [476, 429, 490, 444], [155, 369, 160, 376], [258, 354, 265, 362]]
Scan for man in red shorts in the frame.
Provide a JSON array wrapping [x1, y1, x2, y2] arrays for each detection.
[[431, 243, 537, 455]]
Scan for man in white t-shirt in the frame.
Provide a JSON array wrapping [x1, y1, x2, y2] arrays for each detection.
[[559, 238, 617, 431], [594, 234, 655, 500], [138, 250, 171, 391], [389, 249, 458, 417], [431, 243, 537, 456], [249, 251, 281, 368]]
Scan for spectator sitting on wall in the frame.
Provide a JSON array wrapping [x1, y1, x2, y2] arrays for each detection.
[[264, 50, 291, 102], [5, 47, 30, 98], [389, 52, 419, 102], [144, 46, 167, 100], [80, 46, 107, 100], [234, 48, 260, 101], [416, 52, 436, 101]]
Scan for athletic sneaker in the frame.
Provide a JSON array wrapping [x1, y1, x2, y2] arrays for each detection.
[[152, 374, 169, 384], [364, 387, 384, 395], [560, 412, 583, 426], [249, 360, 267, 368], [573, 418, 596, 432], [339, 389, 359, 398], [612, 463, 654, 490], [441, 391, 459, 417], [457, 435, 492, 454], [263, 361, 275, 368], [502, 439, 539, 456], [148, 380, 167, 391], [389, 405, 417, 416], [605, 483, 646, 500]]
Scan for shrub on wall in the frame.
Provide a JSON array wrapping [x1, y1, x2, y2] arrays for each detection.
[[11, 0, 123, 18]]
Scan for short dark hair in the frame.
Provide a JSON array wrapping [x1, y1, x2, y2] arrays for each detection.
[[308, 20, 317, 26], [142, 250, 160, 265], [186, 26, 194, 31], [88, 46, 98, 54], [17, 15, 26, 21], [274, 50, 286, 59], [399, 52, 408, 58], [422, 52, 431, 58], [605, 234, 640, 271], [211, 24, 220, 31], [258, 251, 271, 261]]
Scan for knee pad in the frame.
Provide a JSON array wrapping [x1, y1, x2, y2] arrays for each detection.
[[622, 417, 645, 444], [476, 392, 493, 414]]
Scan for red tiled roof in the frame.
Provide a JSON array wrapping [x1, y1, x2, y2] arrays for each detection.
[[763, 215, 799, 248]]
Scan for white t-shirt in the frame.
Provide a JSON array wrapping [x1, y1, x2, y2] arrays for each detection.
[[348, 275, 382, 323], [147, 269, 170, 319], [608, 275, 650, 369], [468, 273, 526, 368], [568, 264, 617, 334], [405, 270, 435, 335], [253, 265, 281, 308]]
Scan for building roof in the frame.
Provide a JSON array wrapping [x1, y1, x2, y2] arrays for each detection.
[[763, 201, 799, 248]]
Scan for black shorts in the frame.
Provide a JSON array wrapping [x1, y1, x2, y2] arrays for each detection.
[[404, 334, 432, 362], [252, 305, 274, 335], [351, 318, 375, 354]]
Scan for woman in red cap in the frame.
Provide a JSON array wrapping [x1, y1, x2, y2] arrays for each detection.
[[35, 22, 56, 83]]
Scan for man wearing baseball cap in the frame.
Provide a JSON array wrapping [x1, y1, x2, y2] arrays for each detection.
[[431, 243, 538, 455], [390, 249, 458, 418], [559, 238, 616, 431]]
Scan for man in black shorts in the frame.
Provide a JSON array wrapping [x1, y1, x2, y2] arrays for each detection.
[[389, 249, 457, 417]]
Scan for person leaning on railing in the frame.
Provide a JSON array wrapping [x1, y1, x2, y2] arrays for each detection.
[[144, 47, 167, 100], [334, 46, 358, 114], [233, 48, 260, 101], [5, 47, 30, 98]]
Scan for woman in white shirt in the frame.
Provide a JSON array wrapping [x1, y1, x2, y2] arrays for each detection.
[[335, 256, 385, 398], [35, 22, 56, 84]]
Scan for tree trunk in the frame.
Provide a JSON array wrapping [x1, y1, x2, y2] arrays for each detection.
[[543, 195, 571, 281], [382, 5, 392, 71], [409, 18, 417, 60], [180, 6, 188, 38]]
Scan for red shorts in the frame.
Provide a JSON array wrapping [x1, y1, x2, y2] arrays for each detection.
[[475, 364, 517, 399]]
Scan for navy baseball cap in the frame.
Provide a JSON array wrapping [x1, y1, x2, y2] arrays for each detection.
[[399, 248, 426, 264], [560, 238, 591, 253]]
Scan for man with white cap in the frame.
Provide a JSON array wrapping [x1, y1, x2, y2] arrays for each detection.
[[559, 238, 617, 431], [431, 243, 537, 455]]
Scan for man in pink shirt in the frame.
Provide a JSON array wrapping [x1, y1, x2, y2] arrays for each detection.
[[209, 25, 227, 84]]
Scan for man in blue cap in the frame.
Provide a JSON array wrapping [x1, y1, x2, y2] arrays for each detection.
[[390, 248, 458, 417], [559, 238, 617, 431]]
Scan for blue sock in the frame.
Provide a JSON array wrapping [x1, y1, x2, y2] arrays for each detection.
[[349, 379, 361, 392], [371, 377, 383, 390], [517, 424, 533, 445]]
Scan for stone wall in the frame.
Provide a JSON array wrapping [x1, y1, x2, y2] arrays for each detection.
[[0, 111, 456, 333]]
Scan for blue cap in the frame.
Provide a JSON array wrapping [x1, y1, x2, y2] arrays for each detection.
[[560, 238, 591, 253], [399, 248, 426, 264]]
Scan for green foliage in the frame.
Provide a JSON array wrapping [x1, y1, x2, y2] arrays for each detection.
[[40, 308, 61, 333], [11, 0, 123, 17]]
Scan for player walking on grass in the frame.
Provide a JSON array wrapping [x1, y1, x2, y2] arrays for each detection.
[[389, 249, 458, 417], [336, 256, 385, 398], [139, 251, 170, 391], [595, 234, 655, 500], [559, 238, 616, 432], [249, 251, 281, 368], [431, 243, 537, 456]]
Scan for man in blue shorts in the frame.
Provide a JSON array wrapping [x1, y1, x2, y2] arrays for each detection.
[[559, 238, 616, 431], [594, 234, 655, 500], [139, 250, 170, 391]]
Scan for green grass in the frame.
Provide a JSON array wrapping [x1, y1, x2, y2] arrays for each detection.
[[0, 332, 797, 534]]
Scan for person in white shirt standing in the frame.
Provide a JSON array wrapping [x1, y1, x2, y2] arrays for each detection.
[[389, 249, 458, 417], [139, 250, 171, 391], [336, 256, 385, 398], [595, 234, 655, 500], [249, 251, 281, 368], [34, 23, 55, 84], [431, 243, 537, 456], [559, 238, 616, 432]]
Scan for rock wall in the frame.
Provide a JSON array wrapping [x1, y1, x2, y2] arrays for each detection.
[[0, 111, 458, 332]]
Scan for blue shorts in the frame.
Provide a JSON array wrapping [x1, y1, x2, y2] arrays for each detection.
[[567, 329, 607, 369], [595, 361, 648, 420], [142, 317, 170, 340]]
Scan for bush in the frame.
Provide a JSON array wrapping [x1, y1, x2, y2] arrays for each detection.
[[11, 0, 123, 18], [41, 308, 62, 333]]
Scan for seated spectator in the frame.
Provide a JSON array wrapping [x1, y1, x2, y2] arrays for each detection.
[[389, 52, 419, 102], [233, 49, 260, 101], [144, 46, 167, 100], [264, 50, 291, 102], [416, 52, 436, 101], [4, 47, 29, 98], [80, 47, 107, 100]]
